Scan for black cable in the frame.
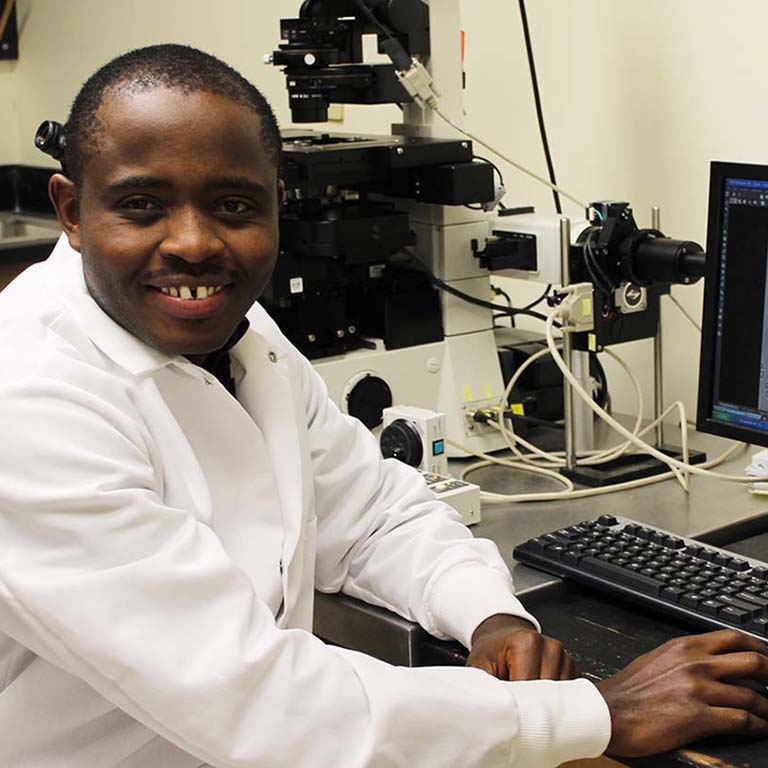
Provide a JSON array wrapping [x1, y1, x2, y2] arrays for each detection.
[[397, 252, 559, 325], [352, 0, 396, 42], [491, 284, 513, 307], [473, 154, 506, 188], [518, 0, 562, 215], [520, 284, 551, 312]]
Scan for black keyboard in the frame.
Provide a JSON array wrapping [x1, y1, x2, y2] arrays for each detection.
[[514, 515, 768, 639]]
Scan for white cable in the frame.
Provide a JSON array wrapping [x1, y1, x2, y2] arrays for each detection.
[[495, 345, 644, 467], [668, 293, 702, 332], [544, 312, 768, 484], [446, 438, 575, 495], [432, 107, 589, 211], [459, 442, 745, 505]]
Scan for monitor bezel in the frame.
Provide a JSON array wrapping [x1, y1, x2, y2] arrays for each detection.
[[696, 160, 768, 447]]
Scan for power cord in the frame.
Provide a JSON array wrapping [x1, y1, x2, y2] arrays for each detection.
[[518, 0, 562, 214]]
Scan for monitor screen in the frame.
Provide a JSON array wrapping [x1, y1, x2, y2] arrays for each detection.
[[697, 161, 768, 446]]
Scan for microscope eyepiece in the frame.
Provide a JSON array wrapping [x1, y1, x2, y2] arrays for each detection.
[[34, 120, 66, 162]]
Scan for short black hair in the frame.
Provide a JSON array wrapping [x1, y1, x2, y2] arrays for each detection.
[[64, 43, 282, 185]]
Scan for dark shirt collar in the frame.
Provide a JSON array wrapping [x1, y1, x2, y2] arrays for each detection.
[[198, 318, 250, 397]]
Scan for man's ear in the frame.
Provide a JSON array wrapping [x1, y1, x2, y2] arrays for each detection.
[[48, 173, 82, 252], [277, 178, 285, 209]]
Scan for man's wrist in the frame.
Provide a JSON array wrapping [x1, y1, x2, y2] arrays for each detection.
[[471, 613, 538, 647]]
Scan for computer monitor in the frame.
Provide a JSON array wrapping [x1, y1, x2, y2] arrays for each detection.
[[697, 161, 768, 446]]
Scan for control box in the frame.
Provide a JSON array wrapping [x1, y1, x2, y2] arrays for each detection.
[[419, 471, 481, 526], [381, 405, 447, 475]]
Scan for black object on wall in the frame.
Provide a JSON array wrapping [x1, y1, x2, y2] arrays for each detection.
[[0, 2, 18, 61], [0, 165, 56, 215]]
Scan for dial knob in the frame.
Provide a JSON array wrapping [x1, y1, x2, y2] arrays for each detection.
[[380, 419, 423, 467]]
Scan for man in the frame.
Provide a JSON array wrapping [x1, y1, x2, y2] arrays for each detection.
[[0, 44, 766, 768]]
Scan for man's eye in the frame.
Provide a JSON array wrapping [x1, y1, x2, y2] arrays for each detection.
[[217, 199, 253, 215], [121, 198, 160, 212]]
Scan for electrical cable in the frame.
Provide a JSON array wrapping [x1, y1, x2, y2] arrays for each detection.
[[433, 107, 588, 210], [400, 253, 556, 325], [668, 293, 702, 332], [543, 310, 768, 484], [455, 441, 745, 505], [520, 284, 552, 312], [496, 345, 645, 468], [352, 0, 396, 42], [474, 154, 506, 188], [518, 0, 562, 214]]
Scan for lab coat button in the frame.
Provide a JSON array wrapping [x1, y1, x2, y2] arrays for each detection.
[[268, 351, 278, 363]]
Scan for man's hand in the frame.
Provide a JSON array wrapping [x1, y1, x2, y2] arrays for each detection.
[[596, 629, 768, 757], [467, 613, 577, 681]]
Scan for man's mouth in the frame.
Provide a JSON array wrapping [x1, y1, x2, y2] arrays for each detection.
[[153, 284, 228, 300]]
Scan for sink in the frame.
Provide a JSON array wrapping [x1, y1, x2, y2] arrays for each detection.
[[0, 212, 60, 252]]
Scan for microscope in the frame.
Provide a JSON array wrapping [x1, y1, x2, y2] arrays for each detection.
[[264, 0, 707, 480]]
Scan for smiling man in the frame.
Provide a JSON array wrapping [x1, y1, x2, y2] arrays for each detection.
[[1, 44, 767, 768]]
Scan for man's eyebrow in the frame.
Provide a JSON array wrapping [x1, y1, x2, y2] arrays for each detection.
[[103, 176, 270, 195], [207, 176, 270, 196], [105, 175, 172, 192]]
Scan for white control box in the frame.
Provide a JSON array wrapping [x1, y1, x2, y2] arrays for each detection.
[[381, 405, 448, 475], [419, 470, 481, 526]]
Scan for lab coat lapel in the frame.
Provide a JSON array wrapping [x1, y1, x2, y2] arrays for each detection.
[[230, 331, 306, 605]]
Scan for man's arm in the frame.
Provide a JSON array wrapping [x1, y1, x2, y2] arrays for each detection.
[[292, 347, 540, 647], [0, 377, 608, 767]]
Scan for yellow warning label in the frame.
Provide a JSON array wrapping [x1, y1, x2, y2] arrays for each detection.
[[463, 386, 473, 402], [582, 297, 593, 316], [484, 385, 493, 400], [511, 403, 525, 416], [588, 333, 597, 352]]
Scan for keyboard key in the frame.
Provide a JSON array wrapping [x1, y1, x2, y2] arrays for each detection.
[[598, 515, 619, 526], [713, 553, 734, 567], [736, 591, 768, 608], [701, 599, 726, 616], [719, 606, 752, 624], [686, 545, 705, 557], [661, 587, 686, 602], [727, 558, 750, 572], [582, 557, 664, 595], [682, 593, 704, 608], [747, 617, 768, 636], [717, 594, 759, 616], [664, 536, 685, 549]]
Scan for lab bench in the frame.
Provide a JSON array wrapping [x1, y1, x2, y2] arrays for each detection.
[[315, 427, 768, 768]]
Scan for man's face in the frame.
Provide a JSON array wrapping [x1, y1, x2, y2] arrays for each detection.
[[55, 87, 282, 359]]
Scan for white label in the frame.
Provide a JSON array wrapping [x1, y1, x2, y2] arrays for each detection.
[[289, 277, 304, 294], [369, 264, 385, 278]]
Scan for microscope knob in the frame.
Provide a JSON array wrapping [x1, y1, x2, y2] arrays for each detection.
[[380, 419, 424, 468]]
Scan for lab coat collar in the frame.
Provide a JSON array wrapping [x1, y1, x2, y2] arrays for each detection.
[[48, 235, 179, 378]]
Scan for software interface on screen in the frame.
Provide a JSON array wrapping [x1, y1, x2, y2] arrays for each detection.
[[711, 177, 768, 436]]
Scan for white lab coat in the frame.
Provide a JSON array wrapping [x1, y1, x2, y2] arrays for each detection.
[[0, 236, 610, 768]]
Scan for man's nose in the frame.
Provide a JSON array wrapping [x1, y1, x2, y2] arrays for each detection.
[[159, 207, 224, 263]]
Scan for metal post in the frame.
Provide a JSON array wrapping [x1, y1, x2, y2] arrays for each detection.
[[572, 351, 595, 451], [560, 217, 577, 470], [651, 205, 665, 447]]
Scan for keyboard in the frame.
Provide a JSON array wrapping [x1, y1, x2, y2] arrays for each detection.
[[513, 515, 768, 639]]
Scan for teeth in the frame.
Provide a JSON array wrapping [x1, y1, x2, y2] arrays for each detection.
[[158, 284, 225, 299]]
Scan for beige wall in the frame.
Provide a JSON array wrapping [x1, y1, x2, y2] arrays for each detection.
[[4, 0, 768, 422]]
